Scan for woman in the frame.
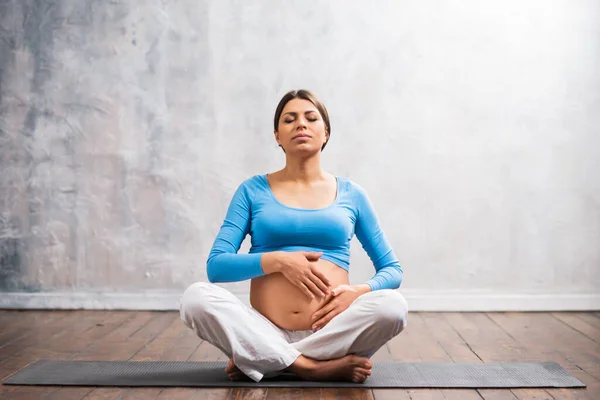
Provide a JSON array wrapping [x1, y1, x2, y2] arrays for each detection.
[[179, 89, 408, 383]]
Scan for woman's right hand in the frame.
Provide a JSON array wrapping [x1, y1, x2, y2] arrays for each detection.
[[263, 251, 332, 299]]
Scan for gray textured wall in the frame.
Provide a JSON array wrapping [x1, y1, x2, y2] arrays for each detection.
[[1, 0, 599, 310]]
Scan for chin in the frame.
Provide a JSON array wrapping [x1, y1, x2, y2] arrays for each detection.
[[290, 148, 321, 156], [292, 142, 319, 150]]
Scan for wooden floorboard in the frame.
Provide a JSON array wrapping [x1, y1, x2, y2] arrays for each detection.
[[0, 311, 598, 399]]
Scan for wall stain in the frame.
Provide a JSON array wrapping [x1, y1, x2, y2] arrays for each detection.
[[0, 237, 22, 290], [15, 1, 60, 290]]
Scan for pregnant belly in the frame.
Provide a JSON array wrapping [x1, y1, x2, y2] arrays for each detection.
[[249, 259, 350, 331]]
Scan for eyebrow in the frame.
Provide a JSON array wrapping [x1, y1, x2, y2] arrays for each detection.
[[282, 110, 318, 117]]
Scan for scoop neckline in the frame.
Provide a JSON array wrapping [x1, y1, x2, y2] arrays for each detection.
[[261, 174, 340, 211]]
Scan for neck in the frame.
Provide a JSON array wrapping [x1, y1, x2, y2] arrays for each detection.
[[281, 153, 324, 183]]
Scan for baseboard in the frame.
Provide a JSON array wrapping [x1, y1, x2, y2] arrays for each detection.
[[1, 289, 599, 311], [398, 290, 600, 312]]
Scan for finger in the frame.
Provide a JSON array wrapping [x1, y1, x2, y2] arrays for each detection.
[[308, 273, 329, 296], [311, 267, 332, 288], [312, 300, 336, 321], [303, 277, 326, 298], [298, 282, 315, 300], [303, 251, 323, 261], [308, 267, 331, 294], [313, 309, 339, 330], [331, 286, 343, 296]]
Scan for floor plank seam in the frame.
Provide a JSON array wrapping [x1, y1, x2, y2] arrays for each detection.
[[444, 319, 484, 363], [576, 364, 600, 383], [483, 313, 521, 344], [550, 313, 600, 345], [0, 312, 75, 355]]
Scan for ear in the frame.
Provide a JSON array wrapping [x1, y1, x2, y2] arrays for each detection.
[[274, 130, 281, 146]]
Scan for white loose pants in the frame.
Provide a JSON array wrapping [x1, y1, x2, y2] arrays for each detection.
[[179, 282, 408, 382]]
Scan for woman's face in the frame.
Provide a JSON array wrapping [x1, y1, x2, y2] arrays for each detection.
[[275, 98, 328, 154]]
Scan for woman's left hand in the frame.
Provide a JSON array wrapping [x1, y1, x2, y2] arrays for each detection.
[[311, 284, 363, 331]]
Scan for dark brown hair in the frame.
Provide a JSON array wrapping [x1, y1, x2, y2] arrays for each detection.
[[273, 89, 331, 151]]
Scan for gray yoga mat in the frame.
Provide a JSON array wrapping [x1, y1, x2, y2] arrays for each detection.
[[2, 360, 585, 388]]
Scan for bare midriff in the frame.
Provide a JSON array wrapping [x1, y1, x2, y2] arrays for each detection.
[[250, 258, 349, 331]]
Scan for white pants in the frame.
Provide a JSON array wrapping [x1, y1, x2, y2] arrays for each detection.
[[179, 282, 408, 382]]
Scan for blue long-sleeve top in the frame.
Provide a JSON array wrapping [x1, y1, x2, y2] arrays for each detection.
[[206, 174, 403, 291]]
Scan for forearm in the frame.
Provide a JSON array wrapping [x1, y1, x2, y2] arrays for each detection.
[[206, 252, 264, 282], [366, 264, 403, 291], [206, 251, 285, 283]]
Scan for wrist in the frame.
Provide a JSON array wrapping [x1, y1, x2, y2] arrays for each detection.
[[353, 284, 372, 296], [261, 251, 284, 274]]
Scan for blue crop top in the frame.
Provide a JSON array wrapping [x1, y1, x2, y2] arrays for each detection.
[[206, 174, 403, 291]]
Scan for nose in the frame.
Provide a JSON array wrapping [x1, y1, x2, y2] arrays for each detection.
[[296, 116, 308, 129]]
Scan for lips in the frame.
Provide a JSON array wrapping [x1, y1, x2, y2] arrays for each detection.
[[293, 133, 311, 140]]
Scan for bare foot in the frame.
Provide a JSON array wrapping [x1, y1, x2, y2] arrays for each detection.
[[225, 358, 250, 381], [287, 354, 372, 383]]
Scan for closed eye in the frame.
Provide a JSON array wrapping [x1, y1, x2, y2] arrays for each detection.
[[283, 112, 319, 123], [284, 117, 318, 123], [283, 111, 319, 124]]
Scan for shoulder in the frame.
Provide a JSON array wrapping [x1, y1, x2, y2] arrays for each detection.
[[337, 177, 379, 221], [337, 177, 373, 214], [337, 176, 368, 198], [231, 174, 268, 201], [239, 174, 267, 189]]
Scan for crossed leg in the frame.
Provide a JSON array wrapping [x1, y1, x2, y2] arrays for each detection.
[[179, 282, 408, 382], [179, 282, 299, 382]]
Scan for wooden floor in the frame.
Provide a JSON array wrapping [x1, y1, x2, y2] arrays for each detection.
[[0, 311, 598, 399]]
